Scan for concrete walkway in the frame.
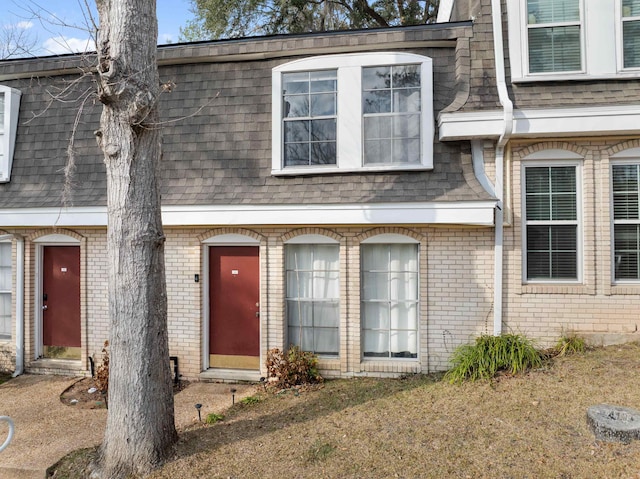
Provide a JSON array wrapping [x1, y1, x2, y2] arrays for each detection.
[[0, 374, 257, 478]]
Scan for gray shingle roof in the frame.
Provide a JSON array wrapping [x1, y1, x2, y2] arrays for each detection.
[[0, 25, 494, 210]]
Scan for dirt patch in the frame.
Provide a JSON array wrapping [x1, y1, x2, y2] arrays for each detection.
[[60, 378, 107, 409], [60, 377, 188, 409]]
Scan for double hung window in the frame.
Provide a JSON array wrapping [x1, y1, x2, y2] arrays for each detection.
[[361, 243, 418, 359], [526, 0, 582, 74], [524, 165, 580, 281], [622, 1, 640, 69], [612, 163, 640, 281], [286, 244, 339, 356], [282, 70, 337, 167], [272, 53, 433, 174], [0, 242, 10, 338], [362, 65, 421, 165]]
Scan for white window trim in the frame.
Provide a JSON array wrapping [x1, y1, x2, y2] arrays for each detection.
[[523, 0, 585, 76], [284, 234, 339, 244], [0, 241, 11, 339], [0, 85, 22, 183], [610, 157, 640, 284], [521, 158, 583, 284], [285, 242, 340, 357], [272, 52, 434, 175], [508, 1, 640, 81], [360, 237, 420, 361], [617, 1, 640, 72]]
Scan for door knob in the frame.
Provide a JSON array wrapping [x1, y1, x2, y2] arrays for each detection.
[[255, 311, 260, 317], [42, 305, 48, 311]]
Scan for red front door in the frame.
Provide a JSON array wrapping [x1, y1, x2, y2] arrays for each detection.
[[42, 246, 81, 359], [209, 246, 260, 369]]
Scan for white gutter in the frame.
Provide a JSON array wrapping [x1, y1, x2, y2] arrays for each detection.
[[12, 236, 24, 377], [491, 0, 513, 336]]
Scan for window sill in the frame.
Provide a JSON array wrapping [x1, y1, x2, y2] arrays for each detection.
[[512, 71, 640, 83], [610, 283, 640, 295], [520, 283, 594, 295], [272, 164, 432, 176]]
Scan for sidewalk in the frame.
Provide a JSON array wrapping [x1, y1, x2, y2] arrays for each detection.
[[0, 374, 257, 478]]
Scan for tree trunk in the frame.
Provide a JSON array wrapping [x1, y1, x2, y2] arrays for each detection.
[[92, 0, 177, 477]]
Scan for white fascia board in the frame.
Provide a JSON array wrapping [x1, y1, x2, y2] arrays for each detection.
[[0, 201, 497, 228], [438, 105, 640, 141]]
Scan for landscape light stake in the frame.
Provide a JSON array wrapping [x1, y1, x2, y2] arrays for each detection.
[[195, 403, 202, 422], [231, 388, 237, 405]]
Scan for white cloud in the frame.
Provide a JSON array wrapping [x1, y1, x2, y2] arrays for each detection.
[[42, 36, 95, 55], [15, 21, 34, 30], [159, 33, 174, 44]]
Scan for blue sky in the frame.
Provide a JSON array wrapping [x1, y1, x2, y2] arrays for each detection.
[[5, 0, 194, 57]]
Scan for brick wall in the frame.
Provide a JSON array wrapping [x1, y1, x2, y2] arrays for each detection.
[[504, 138, 640, 346], [1, 224, 496, 378]]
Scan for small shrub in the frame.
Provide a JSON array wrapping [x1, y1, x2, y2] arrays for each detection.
[[240, 395, 261, 405], [555, 335, 586, 356], [206, 413, 224, 424], [95, 341, 109, 394], [265, 346, 323, 390], [445, 334, 542, 384]]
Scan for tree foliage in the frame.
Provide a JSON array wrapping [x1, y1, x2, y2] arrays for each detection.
[[181, 0, 439, 40]]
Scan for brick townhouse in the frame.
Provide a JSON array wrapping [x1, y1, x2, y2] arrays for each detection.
[[0, 0, 638, 381]]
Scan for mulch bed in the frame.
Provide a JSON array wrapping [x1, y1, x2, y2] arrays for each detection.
[[60, 377, 189, 409]]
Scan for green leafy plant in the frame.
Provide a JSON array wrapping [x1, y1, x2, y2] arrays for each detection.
[[445, 334, 542, 384], [555, 335, 586, 357], [240, 395, 261, 405], [265, 346, 323, 389], [206, 413, 224, 424]]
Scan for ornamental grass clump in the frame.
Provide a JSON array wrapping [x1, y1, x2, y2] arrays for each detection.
[[445, 333, 542, 384], [554, 335, 587, 357]]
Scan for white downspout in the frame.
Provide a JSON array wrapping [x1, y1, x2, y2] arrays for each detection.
[[12, 236, 24, 377], [491, 0, 513, 336]]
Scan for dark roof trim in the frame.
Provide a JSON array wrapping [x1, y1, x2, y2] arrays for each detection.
[[0, 22, 470, 81]]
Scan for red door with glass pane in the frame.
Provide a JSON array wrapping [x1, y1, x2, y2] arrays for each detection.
[[209, 246, 260, 369], [42, 246, 81, 359]]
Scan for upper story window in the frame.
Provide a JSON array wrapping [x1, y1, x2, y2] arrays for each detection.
[[522, 155, 582, 282], [0, 85, 22, 183], [526, 0, 582, 73], [283, 70, 337, 167], [272, 53, 433, 175], [508, 1, 640, 81], [622, 0, 640, 69]]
